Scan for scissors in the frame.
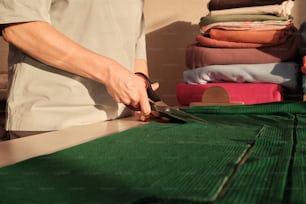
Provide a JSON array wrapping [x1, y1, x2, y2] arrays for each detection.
[[134, 72, 207, 124]]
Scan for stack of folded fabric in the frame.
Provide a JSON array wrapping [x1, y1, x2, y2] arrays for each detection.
[[176, 0, 300, 106]]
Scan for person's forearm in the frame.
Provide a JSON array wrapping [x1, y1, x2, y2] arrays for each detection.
[[2, 21, 153, 115], [2, 21, 114, 84], [134, 59, 148, 76]]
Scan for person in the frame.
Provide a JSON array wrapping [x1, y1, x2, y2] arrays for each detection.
[[0, 0, 157, 139]]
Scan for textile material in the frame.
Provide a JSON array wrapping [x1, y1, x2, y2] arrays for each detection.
[[1, 102, 306, 203], [176, 83, 283, 106], [291, 115, 306, 204], [0, 0, 145, 131], [0, 122, 257, 203], [200, 20, 293, 34], [185, 34, 298, 69], [302, 56, 306, 74], [219, 127, 293, 204], [302, 74, 306, 93], [208, 0, 289, 11], [206, 28, 293, 45], [196, 35, 285, 48], [199, 14, 289, 28], [183, 62, 299, 90], [208, 1, 294, 17], [0, 102, 306, 204]]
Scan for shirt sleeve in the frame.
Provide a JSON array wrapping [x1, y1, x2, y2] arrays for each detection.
[[0, 0, 52, 25], [135, 13, 147, 60]]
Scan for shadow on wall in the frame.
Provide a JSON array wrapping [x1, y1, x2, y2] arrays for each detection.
[[146, 21, 200, 106]]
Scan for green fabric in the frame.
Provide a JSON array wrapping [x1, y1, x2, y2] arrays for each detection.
[[218, 127, 293, 204], [289, 114, 306, 204], [1, 101, 306, 204], [0, 122, 256, 203]]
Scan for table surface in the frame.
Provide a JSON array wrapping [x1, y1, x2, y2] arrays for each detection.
[[0, 117, 144, 168]]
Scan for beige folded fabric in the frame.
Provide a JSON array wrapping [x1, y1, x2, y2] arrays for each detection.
[[200, 20, 293, 33], [199, 14, 290, 27]]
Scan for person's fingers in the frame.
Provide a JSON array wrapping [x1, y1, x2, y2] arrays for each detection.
[[151, 82, 159, 91], [139, 92, 151, 116], [150, 110, 160, 118], [134, 111, 149, 121]]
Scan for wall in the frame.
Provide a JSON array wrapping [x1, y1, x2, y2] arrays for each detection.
[[0, 0, 305, 105]]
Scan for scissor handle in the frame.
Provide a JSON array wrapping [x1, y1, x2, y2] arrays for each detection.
[[134, 72, 161, 102]]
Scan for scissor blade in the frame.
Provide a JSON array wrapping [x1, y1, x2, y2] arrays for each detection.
[[151, 101, 207, 124]]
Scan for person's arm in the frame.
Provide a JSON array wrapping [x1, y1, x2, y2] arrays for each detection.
[[2, 21, 151, 115], [134, 59, 149, 76]]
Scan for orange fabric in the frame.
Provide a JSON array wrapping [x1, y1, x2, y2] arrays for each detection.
[[208, 28, 293, 44], [196, 35, 284, 48], [301, 56, 306, 74]]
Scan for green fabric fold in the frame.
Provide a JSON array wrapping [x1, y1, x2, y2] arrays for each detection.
[[1, 102, 306, 203]]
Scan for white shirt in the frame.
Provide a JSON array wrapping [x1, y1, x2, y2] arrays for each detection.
[[0, 0, 146, 130]]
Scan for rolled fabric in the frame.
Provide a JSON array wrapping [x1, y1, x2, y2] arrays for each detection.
[[208, 0, 290, 11], [199, 14, 290, 27], [209, 1, 294, 17], [186, 34, 298, 69]]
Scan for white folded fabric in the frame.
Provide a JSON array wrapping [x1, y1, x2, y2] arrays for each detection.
[[183, 62, 299, 90]]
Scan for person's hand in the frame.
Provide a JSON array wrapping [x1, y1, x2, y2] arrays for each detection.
[[134, 82, 160, 121], [104, 62, 151, 117]]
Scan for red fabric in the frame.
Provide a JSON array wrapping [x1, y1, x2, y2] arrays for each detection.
[[176, 83, 283, 106], [301, 56, 306, 74]]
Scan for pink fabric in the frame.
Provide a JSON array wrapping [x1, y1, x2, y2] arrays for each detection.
[[176, 83, 283, 106]]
